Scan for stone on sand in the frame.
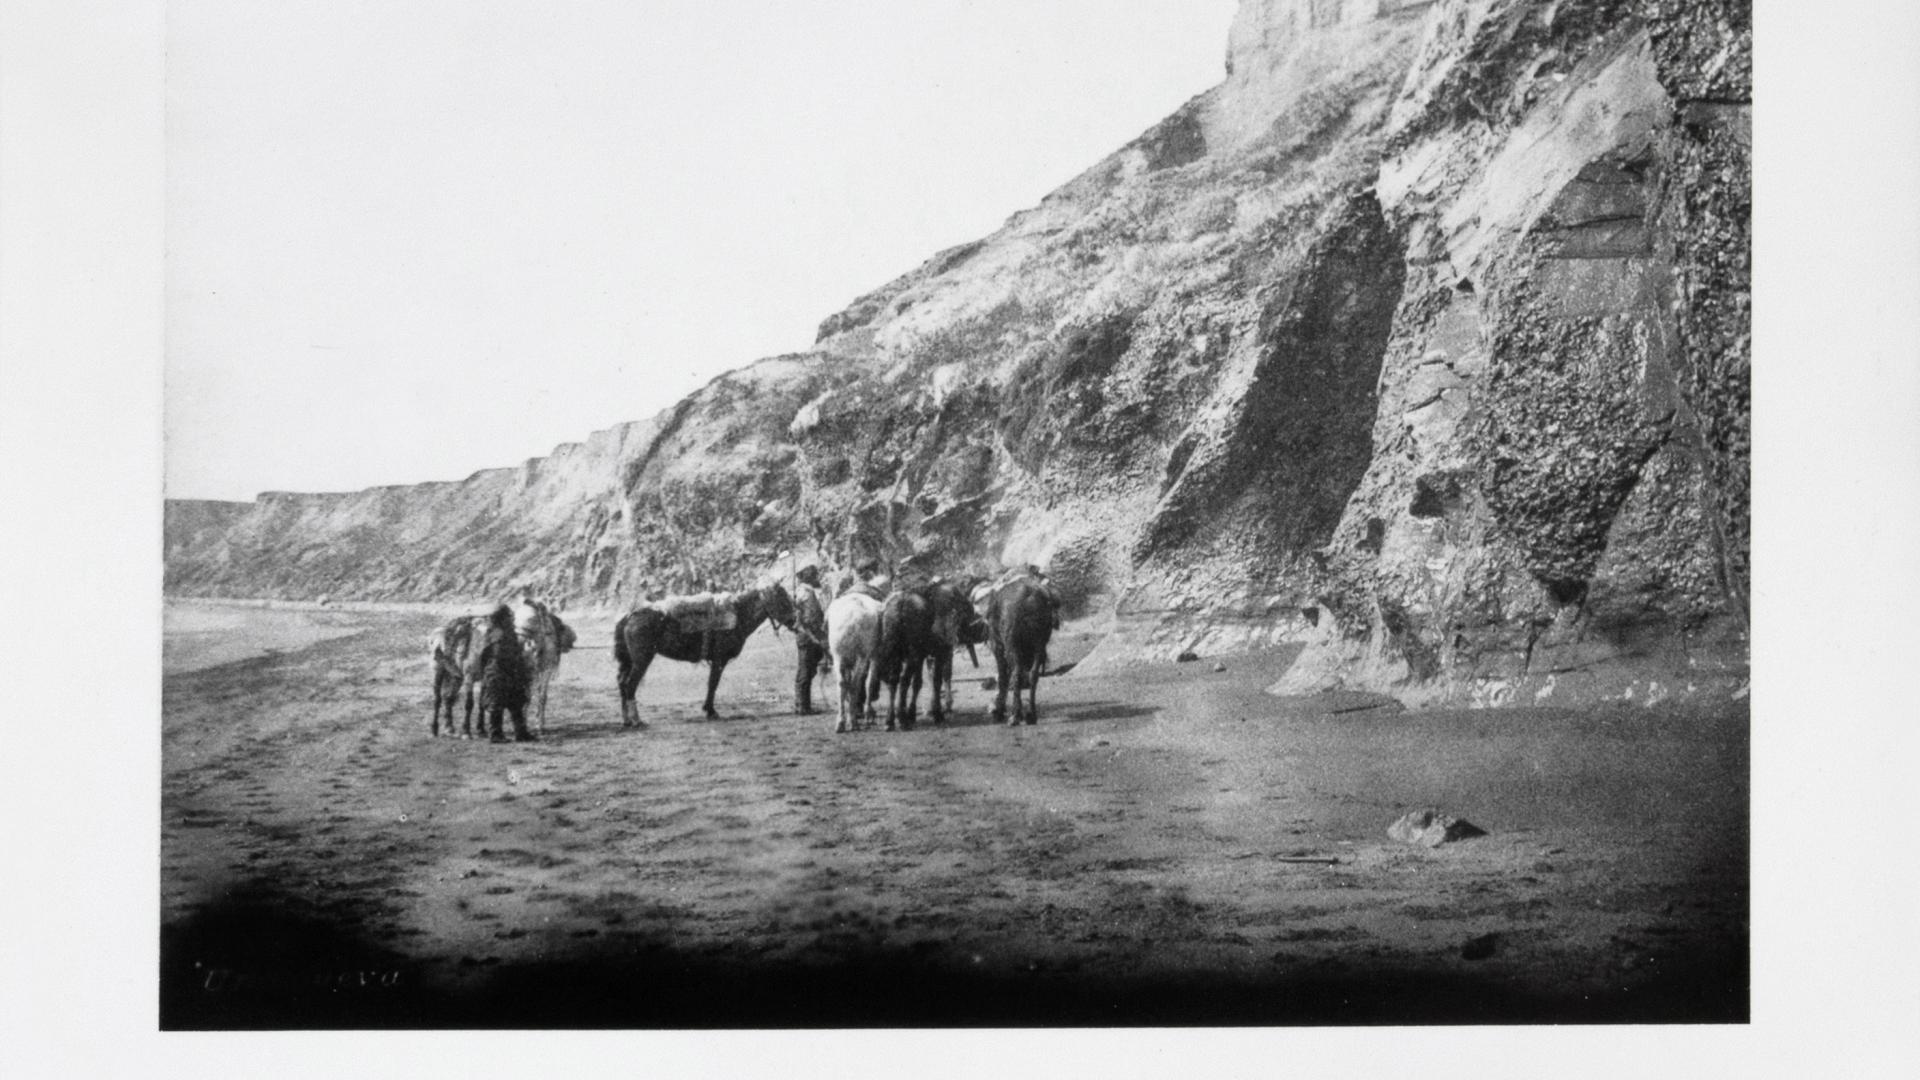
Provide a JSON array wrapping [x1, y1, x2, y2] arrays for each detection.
[[1388, 808, 1487, 847]]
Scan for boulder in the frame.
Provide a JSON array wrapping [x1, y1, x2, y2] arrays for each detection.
[[1388, 808, 1487, 847]]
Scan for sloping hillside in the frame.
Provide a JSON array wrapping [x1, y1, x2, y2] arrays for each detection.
[[165, 0, 1750, 707]]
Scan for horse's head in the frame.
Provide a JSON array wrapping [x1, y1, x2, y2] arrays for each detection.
[[928, 580, 991, 646], [757, 581, 798, 634]]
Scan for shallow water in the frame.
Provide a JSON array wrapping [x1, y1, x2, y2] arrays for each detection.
[[162, 602, 366, 674]]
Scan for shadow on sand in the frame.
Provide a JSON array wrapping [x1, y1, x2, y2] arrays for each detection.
[[163, 887, 1745, 1029], [819, 698, 1157, 732]]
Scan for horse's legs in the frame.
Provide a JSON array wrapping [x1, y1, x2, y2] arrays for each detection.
[[867, 653, 887, 726], [901, 655, 923, 731], [431, 670, 446, 736], [614, 629, 632, 726], [929, 652, 950, 725], [854, 659, 870, 731], [462, 681, 477, 739], [881, 658, 900, 732], [1023, 655, 1040, 725], [536, 665, 553, 734], [702, 658, 726, 719], [895, 659, 914, 731], [619, 652, 653, 728], [616, 655, 632, 726], [833, 657, 848, 730], [993, 650, 1012, 724], [903, 658, 919, 730], [887, 658, 905, 730], [833, 657, 851, 733], [530, 664, 546, 734]]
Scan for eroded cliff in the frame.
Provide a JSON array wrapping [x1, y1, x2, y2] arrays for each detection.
[[165, 0, 1750, 707]]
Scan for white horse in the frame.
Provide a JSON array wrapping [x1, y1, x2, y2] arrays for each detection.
[[826, 592, 884, 734], [510, 596, 576, 734]]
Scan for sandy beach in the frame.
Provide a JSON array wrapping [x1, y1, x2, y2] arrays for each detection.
[[161, 602, 1746, 1027]]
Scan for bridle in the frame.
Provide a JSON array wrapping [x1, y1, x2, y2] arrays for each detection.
[[757, 582, 801, 642]]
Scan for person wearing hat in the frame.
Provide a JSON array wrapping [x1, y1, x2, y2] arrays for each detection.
[[791, 564, 830, 715]]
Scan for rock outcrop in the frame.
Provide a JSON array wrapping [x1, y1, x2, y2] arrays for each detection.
[[165, 0, 1749, 708]]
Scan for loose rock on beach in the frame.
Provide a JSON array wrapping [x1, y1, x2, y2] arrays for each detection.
[[1388, 808, 1488, 847]]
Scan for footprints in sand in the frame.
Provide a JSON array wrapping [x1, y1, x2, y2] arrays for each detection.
[[475, 847, 573, 871], [167, 642, 1200, 980]]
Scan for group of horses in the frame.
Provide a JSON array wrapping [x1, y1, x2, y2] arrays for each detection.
[[427, 596, 578, 739], [426, 570, 1059, 737], [824, 575, 1056, 733]]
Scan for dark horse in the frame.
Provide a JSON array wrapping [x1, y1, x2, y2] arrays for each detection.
[[613, 582, 797, 724], [930, 578, 989, 719], [873, 579, 984, 730], [988, 577, 1057, 726], [872, 590, 936, 731]]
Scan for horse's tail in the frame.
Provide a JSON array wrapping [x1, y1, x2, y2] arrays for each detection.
[[612, 612, 632, 671]]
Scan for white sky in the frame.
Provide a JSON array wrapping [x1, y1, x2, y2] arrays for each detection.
[[164, 0, 1239, 500]]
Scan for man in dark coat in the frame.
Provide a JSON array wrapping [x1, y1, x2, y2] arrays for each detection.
[[791, 564, 830, 715], [476, 604, 536, 743]]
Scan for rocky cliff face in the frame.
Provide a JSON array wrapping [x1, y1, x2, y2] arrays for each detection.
[[165, 0, 1750, 708]]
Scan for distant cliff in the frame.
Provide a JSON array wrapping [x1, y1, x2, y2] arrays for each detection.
[[166, 0, 1750, 708]]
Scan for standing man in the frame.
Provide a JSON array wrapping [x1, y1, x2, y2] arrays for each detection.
[[476, 604, 536, 743], [791, 564, 830, 715]]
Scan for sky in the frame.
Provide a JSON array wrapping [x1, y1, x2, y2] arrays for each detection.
[[164, 0, 1239, 500]]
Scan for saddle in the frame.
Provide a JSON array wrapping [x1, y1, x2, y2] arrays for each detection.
[[969, 581, 996, 615], [644, 591, 739, 634], [973, 572, 1062, 630]]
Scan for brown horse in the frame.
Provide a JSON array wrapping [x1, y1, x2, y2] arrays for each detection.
[[987, 577, 1057, 725], [614, 582, 797, 724]]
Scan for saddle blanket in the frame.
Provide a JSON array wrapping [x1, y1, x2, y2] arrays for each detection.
[[644, 592, 739, 633]]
